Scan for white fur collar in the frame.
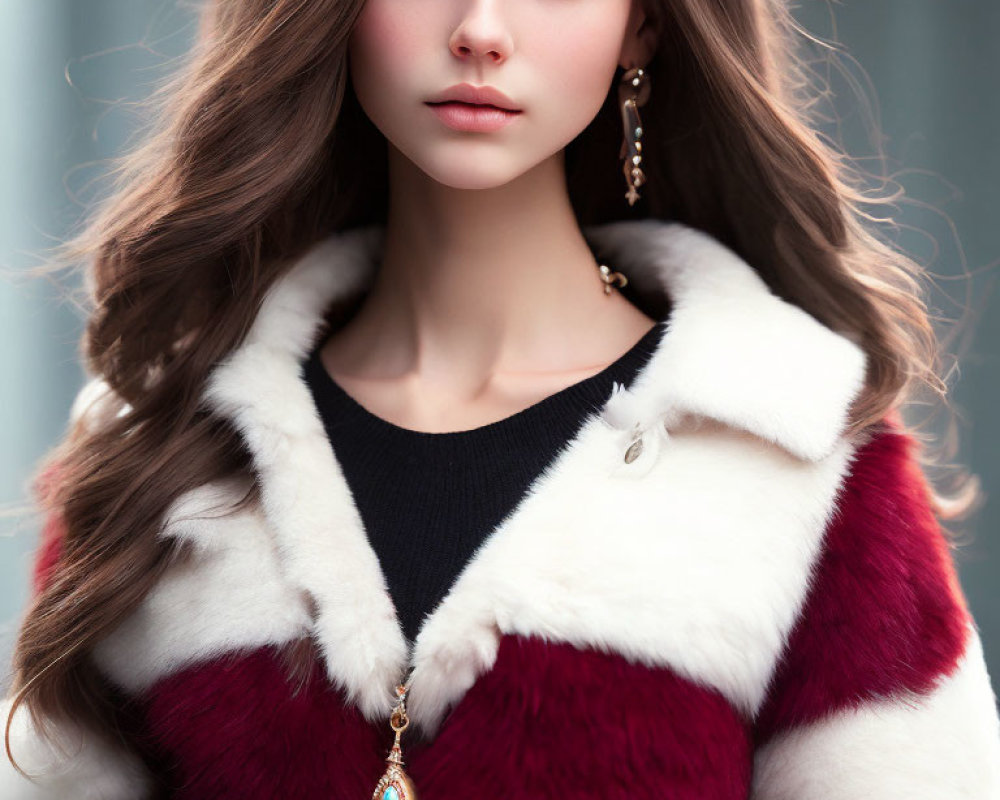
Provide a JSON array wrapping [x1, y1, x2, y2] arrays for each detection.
[[218, 218, 866, 463], [584, 219, 866, 462], [190, 218, 868, 735]]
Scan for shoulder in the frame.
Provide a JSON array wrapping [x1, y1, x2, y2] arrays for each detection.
[[749, 412, 1000, 796], [757, 412, 978, 738]]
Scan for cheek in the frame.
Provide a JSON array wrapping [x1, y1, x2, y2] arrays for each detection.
[[526, 10, 630, 120], [349, 1, 427, 103]]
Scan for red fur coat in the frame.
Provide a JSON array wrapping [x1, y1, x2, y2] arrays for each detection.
[[5, 219, 1000, 798]]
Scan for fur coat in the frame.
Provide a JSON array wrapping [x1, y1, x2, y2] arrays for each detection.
[[4, 218, 1000, 799]]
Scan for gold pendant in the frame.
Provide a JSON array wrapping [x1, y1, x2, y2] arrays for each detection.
[[371, 684, 418, 800], [598, 263, 629, 295]]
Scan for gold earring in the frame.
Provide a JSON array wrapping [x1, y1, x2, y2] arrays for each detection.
[[618, 66, 651, 207]]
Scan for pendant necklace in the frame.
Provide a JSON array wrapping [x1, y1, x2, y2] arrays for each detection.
[[371, 669, 418, 800]]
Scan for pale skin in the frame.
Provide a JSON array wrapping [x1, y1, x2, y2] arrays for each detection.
[[321, 0, 661, 433]]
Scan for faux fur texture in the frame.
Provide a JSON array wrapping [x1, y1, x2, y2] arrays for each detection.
[[751, 625, 1000, 799], [137, 634, 753, 798], [88, 479, 315, 694], [584, 220, 868, 463]]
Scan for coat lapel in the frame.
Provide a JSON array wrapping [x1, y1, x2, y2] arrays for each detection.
[[202, 218, 868, 738]]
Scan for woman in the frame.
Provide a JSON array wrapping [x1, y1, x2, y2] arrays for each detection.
[[4, 0, 999, 796]]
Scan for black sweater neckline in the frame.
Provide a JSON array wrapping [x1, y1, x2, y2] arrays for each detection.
[[303, 321, 666, 448]]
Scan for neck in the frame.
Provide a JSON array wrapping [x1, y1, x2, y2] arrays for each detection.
[[328, 144, 654, 388]]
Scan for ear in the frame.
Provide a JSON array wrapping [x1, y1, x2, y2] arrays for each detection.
[[619, 0, 659, 70]]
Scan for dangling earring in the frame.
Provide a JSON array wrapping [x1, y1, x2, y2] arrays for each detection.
[[617, 66, 651, 207]]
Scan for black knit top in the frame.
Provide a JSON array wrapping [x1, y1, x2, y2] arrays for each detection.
[[303, 320, 667, 645]]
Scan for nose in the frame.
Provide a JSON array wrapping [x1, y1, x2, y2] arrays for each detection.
[[448, 1, 513, 65]]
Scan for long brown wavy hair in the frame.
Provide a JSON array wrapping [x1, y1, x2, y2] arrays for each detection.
[[5, 0, 983, 788]]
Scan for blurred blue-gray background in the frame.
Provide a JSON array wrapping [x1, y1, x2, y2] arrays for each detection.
[[1, 1, 997, 702]]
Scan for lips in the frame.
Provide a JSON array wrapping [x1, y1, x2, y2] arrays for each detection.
[[426, 83, 521, 112], [426, 101, 521, 133], [427, 101, 515, 112]]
